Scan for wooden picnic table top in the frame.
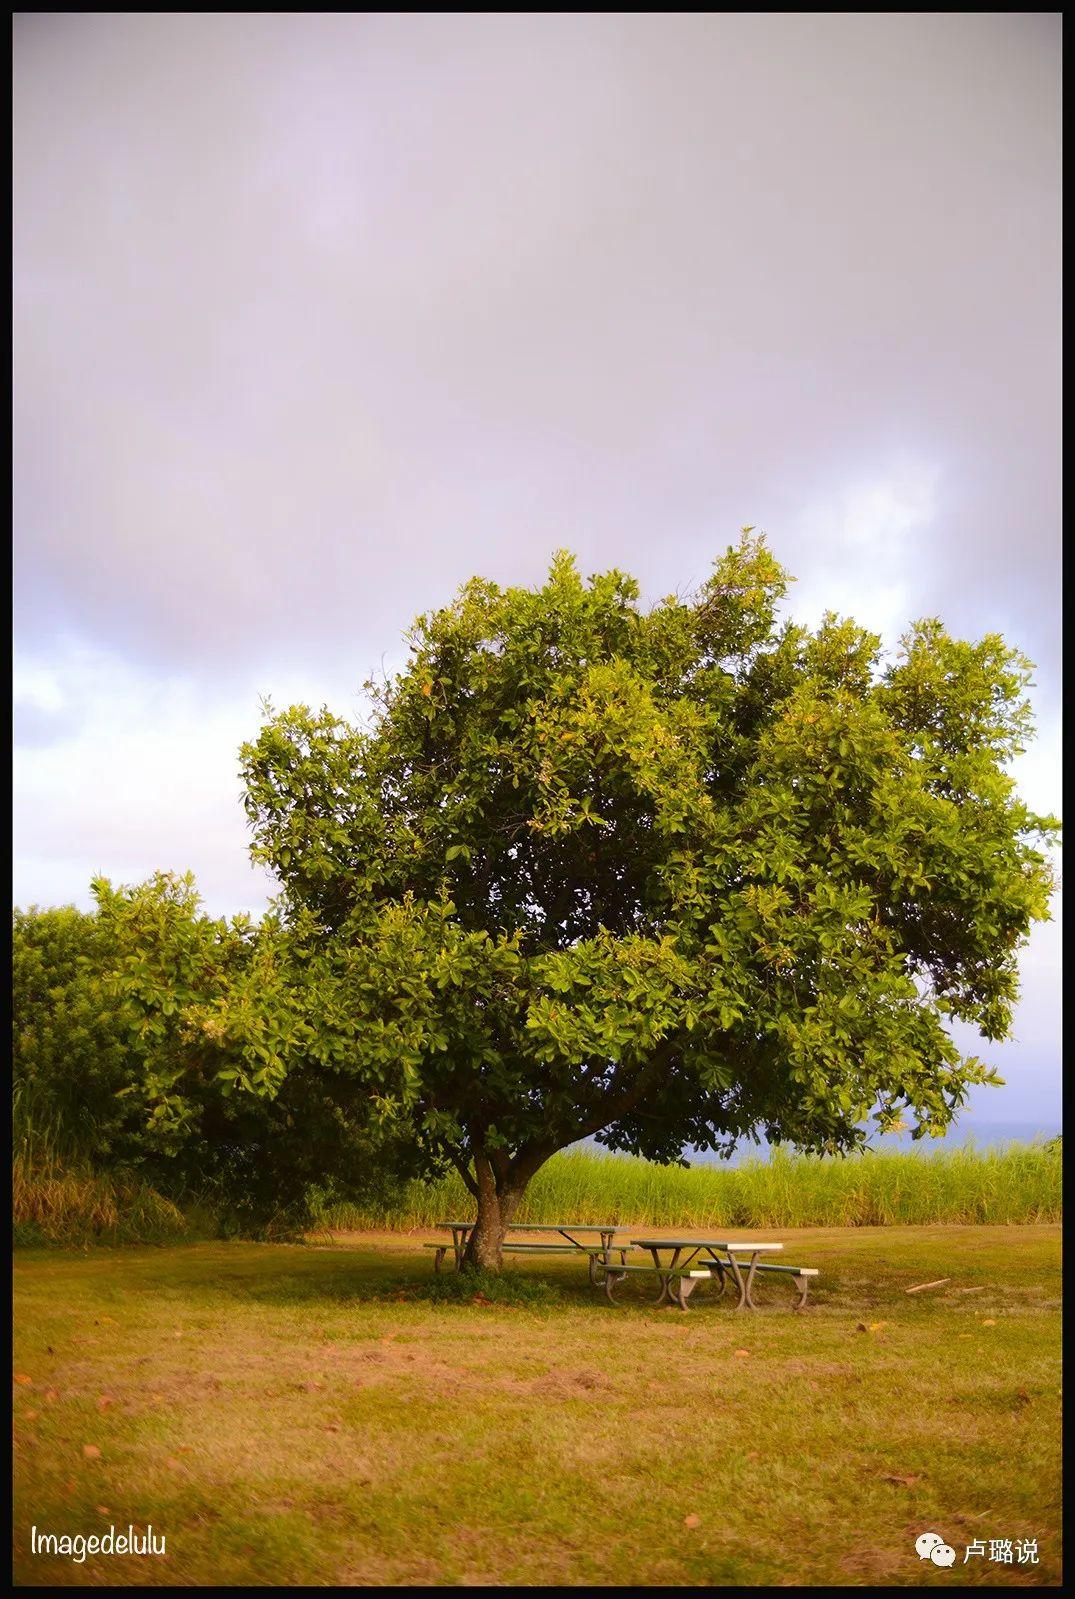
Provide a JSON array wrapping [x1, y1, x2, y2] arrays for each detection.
[[505, 1223, 631, 1233], [631, 1238, 784, 1252], [437, 1221, 630, 1233]]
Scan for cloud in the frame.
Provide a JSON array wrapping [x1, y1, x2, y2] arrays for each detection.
[[13, 14, 1060, 1126], [13, 13, 1061, 684], [784, 458, 942, 644], [13, 643, 278, 917]]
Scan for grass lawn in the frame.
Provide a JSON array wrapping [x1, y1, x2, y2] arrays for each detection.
[[12, 1225, 1061, 1587]]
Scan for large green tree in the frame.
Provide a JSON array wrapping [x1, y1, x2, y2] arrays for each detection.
[[240, 534, 1057, 1267]]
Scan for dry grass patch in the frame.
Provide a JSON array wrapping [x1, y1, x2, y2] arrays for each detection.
[[13, 1224, 1061, 1587]]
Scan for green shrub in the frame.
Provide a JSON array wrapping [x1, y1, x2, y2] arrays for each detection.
[[408, 1269, 561, 1308], [12, 894, 412, 1241]]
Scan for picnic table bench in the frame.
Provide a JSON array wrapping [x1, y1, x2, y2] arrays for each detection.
[[427, 1222, 635, 1283], [596, 1238, 818, 1311]]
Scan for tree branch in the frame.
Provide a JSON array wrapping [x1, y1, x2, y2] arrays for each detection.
[[447, 1149, 479, 1199], [572, 1044, 675, 1141], [507, 1044, 678, 1186]]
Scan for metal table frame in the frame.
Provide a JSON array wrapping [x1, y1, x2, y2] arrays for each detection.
[[602, 1238, 784, 1310], [434, 1222, 633, 1281]]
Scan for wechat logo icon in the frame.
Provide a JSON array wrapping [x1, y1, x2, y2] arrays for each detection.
[[916, 1533, 957, 1567]]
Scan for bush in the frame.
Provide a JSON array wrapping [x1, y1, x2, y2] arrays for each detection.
[[405, 1268, 561, 1308], [13, 905, 139, 1158], [12, 893, 411, 1242]]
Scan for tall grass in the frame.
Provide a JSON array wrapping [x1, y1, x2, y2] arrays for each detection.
[[12, 1095, 191, 1247], [322, 1140, 1062, 1232], [12, 1145, 191, 1247]]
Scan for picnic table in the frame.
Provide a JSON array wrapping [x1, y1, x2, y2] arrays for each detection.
[[599, 1238, 786, 1310], [426, 1224, 819, 1309], [430, 1222, 633, 1282]]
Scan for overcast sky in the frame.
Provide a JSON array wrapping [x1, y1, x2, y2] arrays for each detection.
[[13, 13, 1061, 1131]]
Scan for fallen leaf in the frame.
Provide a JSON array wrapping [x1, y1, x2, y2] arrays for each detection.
[[14, 1374, 33, 1386], [981, 1318, 997, 1326], [733, 1348, 750, 1358], [869, 1321, 888, 1331], [22, 1408, 40, 1422], [96, 1395, 116, 1413], [99, 1316, 118, 1326], [82, 1444, 101, 1460], [176, 1445, 192, 1455], [166, 1457, 182, 1470], [324, 1423, 341, 1433], [683, 1514, 701, 1529], [62, 1479, 76, 1496], [44, 1388, 59, 1402], [96, 1505, 111, 1516], [1016, 1389, 1032, 1406], [855, 1323, 869, 1333], [879, 1473, 922, 1487]]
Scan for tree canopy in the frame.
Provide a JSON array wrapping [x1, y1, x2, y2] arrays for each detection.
[[232, 533, 1057, 1265]]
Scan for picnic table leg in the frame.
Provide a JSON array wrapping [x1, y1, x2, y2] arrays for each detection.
[[743, 1252, 762, 1310], [591, 1243, 630, 1288], [650, 1246, 681, 1306], [603, 1268, 627, 1305], [724, 1253, 754, 1311], [648, 1246, 664, 1303], [601, 1229, 630, 1269], [792, 1274, 810, 1312], [671, 1275, 701, 1311], [433, 1246, 447, 1274]]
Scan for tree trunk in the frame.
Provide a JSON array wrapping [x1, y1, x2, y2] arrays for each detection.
[[461, 1151, 524, 1271]]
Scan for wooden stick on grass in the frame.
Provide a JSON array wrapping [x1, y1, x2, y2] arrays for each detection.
[[905, 1278, 952, 1294]]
